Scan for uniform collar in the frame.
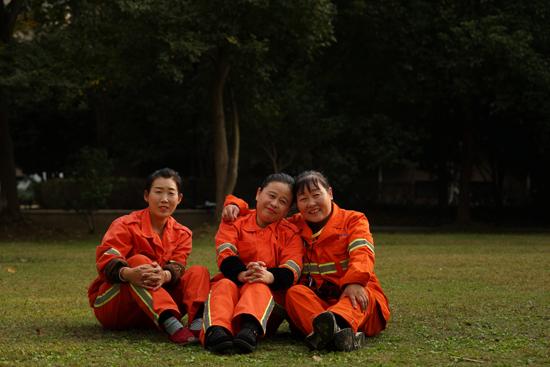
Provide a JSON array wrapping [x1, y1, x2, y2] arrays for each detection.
[[241, 210, 278, 232], [140, 208, 173, 238]]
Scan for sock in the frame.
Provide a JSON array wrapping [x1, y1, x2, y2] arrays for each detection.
[[162, 316, 184, 336], [189, 317, 203, 331]]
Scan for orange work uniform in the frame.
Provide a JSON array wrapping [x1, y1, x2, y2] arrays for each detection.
[[88, 208, 210, 330], [225, 195, 390, 337], [202, 210, 303, 340]]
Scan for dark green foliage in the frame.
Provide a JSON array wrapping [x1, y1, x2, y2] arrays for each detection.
[[2, 0, 550, 222]]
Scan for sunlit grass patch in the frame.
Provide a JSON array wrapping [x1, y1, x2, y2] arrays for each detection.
[[0, 231, 548, 366]]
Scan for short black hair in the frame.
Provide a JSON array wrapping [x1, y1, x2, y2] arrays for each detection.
[[145, 168, 183, 193], [294, 170, 330, 196], [259, 173, 295, 203]]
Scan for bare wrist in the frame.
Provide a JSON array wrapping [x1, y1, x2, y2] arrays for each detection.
[[119, 267, 129, 282], [164, 270, 172, 283]]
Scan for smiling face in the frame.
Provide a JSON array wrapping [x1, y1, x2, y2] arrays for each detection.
[[255, 181, 293, 227], [144, 177, 182, 221], [296, 184, 333, 223]]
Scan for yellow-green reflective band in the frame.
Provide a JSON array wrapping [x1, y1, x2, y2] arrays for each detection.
[[104, 248, 121, 256], [319, 262, 337, 274], [259, 296, 275, 334], [348, 239, 375, 254], [93, 284, 121, 308], [130, 284, 159, 324], [203, 292, 212, 331], [303, 262, 339, 275], [340, 259, 349, 271], [217, 243, 238, 255], [302, 262, 319, 274], [281, 260, 301, 278]]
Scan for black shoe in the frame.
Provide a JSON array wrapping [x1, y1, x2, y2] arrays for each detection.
[[205, 326, 233, 354], [305, 312, 339, 350], [333, 328, 365, 352], [233, 327, 258, 353]]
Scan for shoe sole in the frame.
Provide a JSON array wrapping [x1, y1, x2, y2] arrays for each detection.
[[309, 312, 338, 350], [233, 337, 256, 354], [334, 329, 365, 352], [207, 340, 234, 354]]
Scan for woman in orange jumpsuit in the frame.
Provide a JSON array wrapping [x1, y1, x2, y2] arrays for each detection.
[[203, 173, 303, 354], [88, 168, 210, 345], [223, 170, 390, 352]]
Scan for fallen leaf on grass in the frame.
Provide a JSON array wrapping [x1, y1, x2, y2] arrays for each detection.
[[6, 267, 16, 273]]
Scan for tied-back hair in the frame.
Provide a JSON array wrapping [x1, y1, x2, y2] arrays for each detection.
[[145, 168, 183, 193], [294, 170, 330, 196]]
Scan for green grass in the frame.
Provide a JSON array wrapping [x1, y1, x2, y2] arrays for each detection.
[[0, 231, 549, 366]]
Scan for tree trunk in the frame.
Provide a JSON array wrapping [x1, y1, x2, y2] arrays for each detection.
[[0, 92, 20, 219], [225, 87, 240, 196], [211, 50, 231, 219], [0, 0, 25, 220]]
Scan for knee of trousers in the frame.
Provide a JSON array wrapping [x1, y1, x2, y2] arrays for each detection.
[[285, 284, 311, 307], [211, 277, 238, 293], [127, 254, 154, 267]]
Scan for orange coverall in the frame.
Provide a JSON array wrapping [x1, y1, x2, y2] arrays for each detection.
[[202, 210, 303, 340], [88, 208, 210, 330], [225, 195, 390, 337]]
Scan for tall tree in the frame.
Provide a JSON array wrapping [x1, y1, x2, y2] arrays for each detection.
[[0, 0, 25, 219]]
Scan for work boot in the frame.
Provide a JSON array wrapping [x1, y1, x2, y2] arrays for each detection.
[[205, 326, 233, 354], [169, 326, 198, 345], [333, 328, 366, 352], [233, 327, 258, 353], [305, 311, 339, 350]]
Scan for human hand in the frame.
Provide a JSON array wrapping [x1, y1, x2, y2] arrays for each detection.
[[246, 261, 267, 272], [222, 204, 240, 222], [121, 262, 165, 290], [248, 267, 274, 285], [237, 269, 256, 283], [341, 283, 368, 311]]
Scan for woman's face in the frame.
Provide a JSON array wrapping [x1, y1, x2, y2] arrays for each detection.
[[255, 181, 293, 227], [144, 177, 182, 220], [296, 184, 333, 223]]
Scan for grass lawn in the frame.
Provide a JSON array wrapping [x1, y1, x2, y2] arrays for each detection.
[[0, 230, 548, 366]]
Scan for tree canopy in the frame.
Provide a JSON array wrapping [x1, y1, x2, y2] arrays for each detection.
[[2, 0, 549, 225]]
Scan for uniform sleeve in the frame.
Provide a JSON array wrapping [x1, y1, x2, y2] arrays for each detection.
[[215, 220, 240, 268], [215, 219, 247, 283], [338, 213, 376, 289], [224, 194, 251, 216], [95, 218, 134, 282], [163, 227, 192, 286], [277, 226, 304, 285]]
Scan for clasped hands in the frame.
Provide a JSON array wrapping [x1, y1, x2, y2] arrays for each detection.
[[237, 261, 274, 285], [120, 262, 171, 291]]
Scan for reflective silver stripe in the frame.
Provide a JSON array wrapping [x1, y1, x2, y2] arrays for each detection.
[[217, 242, 238, 255], [319, 262, 337, 274], [93, 284, 121, 308], [104, 248, 121, 256], [340, 259, 349, 271], [281, 260, 301, 279], [348, 238, 375, 254], [259, 296, 275, 334], [303, 263, 319, 274], [303, 262, 339, 275], [203, 292, 212, 331], [130, 284, 159, 324]]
